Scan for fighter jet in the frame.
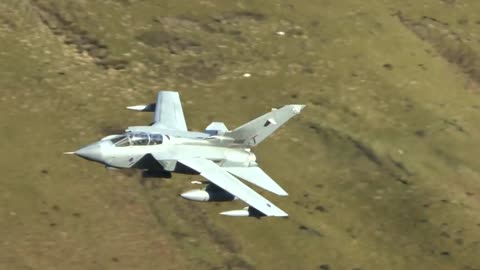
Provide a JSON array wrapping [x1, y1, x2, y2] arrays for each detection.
[[67, 91, 305, 217]]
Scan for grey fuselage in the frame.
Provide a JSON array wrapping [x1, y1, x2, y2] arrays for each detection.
[[75, 131, 257, 173]]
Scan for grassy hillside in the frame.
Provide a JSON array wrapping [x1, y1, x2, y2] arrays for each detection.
[[1, 1, 479, 269]]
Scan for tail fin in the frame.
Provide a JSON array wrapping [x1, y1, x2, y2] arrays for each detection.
[[225, 104, 305, 147]]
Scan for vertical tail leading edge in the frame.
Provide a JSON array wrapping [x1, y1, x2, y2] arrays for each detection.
[[224, 104, 305, 147]]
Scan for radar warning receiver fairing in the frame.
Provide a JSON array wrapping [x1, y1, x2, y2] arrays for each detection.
[[67, 91, 305, 217]]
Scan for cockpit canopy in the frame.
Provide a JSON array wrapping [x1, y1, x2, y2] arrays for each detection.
[[111, 132, 163, 147]]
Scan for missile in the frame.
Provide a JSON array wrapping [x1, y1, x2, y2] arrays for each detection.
[[180, 189, 237, 202], [220, 207, 266, 217], [220, 208, 250, 217], [180, 189, 210, 202], [126, 103, 156, 112], [191, 180, 209, 185]]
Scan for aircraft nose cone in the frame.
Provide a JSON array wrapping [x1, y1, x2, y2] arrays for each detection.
[[75, 143, 103, 163]]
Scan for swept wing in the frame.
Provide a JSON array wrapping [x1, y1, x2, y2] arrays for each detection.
[[152, 91, 188, 131], [225, 166, 288, 196], [127, 91, 187, 131], [178, 158, 288, 217]]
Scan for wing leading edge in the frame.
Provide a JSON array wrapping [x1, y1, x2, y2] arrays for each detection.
[[178, 158, 288, 217]]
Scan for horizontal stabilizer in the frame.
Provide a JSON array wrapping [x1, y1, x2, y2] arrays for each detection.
[[206, 122, 228, 132], [205, 122, 229, 135], [225, 166, 288, 196]]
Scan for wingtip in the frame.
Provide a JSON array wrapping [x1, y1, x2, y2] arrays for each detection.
[[274, 209, 289, 217], [292, 104, 306, 114], [282, 104, 306, 114]]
